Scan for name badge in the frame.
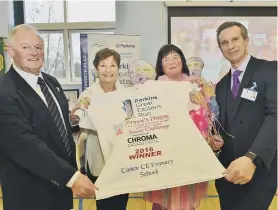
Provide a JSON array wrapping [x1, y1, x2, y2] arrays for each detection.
[[241, 88, 258, 101]]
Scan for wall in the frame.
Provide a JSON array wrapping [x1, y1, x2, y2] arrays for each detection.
[[0, 1, 9, 38], [0, 0, 14, 37], [116, 1, 166, 66]]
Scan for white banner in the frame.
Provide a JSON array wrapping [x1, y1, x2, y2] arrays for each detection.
[[80, 33, 141, 90], [86, 81, 225, 200]]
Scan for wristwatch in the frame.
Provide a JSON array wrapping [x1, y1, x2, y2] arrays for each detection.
[[245, 151, 263, 168]]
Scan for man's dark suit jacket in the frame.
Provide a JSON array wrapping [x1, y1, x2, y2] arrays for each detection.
[[215, 56, 277, 199], [0, 66, 78, 210]]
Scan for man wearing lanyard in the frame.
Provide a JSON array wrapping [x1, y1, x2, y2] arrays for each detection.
[[214, 21, 277, 210]]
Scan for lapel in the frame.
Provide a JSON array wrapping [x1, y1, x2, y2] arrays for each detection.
[[218, 73, 230, 127], [9, 68, 70, 158], [231, 56, 259, 120]]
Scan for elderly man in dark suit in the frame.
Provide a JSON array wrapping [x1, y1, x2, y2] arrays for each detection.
[[214, 21, 277, 210], [0, 24, 97, 210]]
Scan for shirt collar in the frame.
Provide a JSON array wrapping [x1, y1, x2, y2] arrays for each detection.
[[231, 55, 251, 73], [13, 64, 43, 89]]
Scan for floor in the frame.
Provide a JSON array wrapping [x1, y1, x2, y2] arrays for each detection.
[[0, 182, 277, 210]]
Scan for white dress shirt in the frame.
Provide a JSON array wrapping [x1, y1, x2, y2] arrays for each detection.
[[230, 55, 251, 89], [13, 64, 79, 187]]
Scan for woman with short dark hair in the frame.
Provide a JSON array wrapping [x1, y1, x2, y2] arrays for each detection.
[[71, 48, 129, 210]]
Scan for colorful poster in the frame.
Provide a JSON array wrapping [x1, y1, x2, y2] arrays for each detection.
[[171, 17, 277, 84], [80, 33, 141, 90], [86, 81, 225, 200]]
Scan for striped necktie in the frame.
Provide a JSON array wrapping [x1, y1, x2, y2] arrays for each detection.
[[37, 77, 72, 156]]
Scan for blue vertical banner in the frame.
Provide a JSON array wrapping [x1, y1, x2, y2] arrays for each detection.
[[80, 34, 89, 91]]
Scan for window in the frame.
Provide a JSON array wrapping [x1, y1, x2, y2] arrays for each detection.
[[24, 1, 115, 83], [40, 32, 65, 79], [24, 1, 64, 23]]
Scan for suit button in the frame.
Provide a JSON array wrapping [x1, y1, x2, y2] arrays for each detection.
[[240, 120, 242, 124]]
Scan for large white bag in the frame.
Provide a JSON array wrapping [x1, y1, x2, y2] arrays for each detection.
[[86, 81, 225, 200]]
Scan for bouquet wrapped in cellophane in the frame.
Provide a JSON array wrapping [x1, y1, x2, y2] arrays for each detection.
[[187, 57, 224, 156]]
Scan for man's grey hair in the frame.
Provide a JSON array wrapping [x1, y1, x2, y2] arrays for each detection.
[[7, 24, 43, 45]]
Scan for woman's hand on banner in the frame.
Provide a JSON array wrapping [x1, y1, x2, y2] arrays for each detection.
[[70, 105, 81, 125]]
